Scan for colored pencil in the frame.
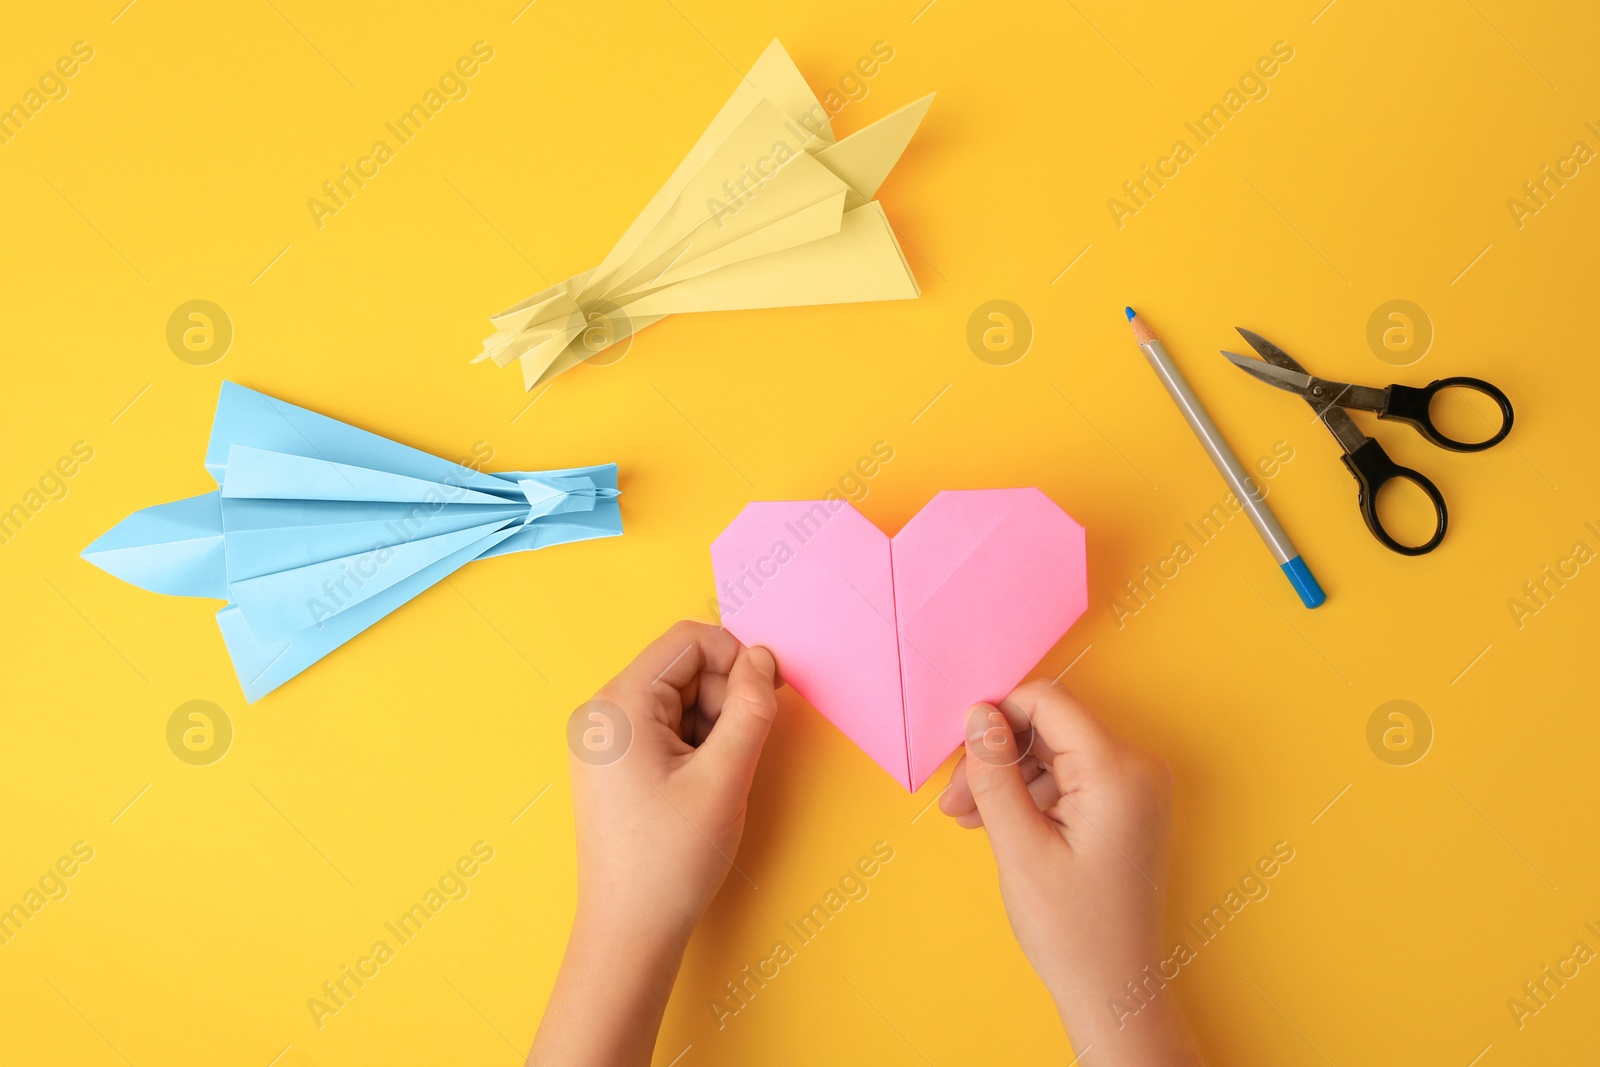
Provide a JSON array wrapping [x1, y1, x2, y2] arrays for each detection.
[[1126, 307, 1326, 608]]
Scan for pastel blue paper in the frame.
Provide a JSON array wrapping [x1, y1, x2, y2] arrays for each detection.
[[229, 518, 518, 643], [80, 491, 230, 599], [216, 526, 523, 701], [203, 381, 512, 494], [221, 445, 516, 505], [82, 381, 621, 701], [218, 498, 528, 580]]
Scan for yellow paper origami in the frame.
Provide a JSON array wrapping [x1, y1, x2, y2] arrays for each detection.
[[475, 40, 934, 390]]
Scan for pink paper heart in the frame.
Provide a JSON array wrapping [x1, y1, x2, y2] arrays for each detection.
[[710, 488, 1087, 791]]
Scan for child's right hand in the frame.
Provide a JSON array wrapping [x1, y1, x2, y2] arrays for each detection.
[[939, 681, 1202, 1065]]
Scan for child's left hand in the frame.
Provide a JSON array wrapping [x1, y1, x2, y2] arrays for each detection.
[[531, 622, 780, 1066], [569, 620, 780, 947]]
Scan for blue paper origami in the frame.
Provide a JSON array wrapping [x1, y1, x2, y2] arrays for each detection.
[[83, 382, 621, 701]]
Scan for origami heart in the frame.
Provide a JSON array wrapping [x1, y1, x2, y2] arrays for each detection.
[[710, 489, 1087, 791]]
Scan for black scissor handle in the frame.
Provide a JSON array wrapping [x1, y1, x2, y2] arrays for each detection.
[[1381, 376, 1513, 452], [1341, 438, 1448, 555]]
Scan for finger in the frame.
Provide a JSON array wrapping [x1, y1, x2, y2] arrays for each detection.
[[948, 755, 1054, 828], [962, 704, 1054, 862], [948, 697, 1033, 819], [939, 753, 972, 817], [1026, 765, 1063, 812], [698, 646, 780, 784], [600, 621, 741, 727], [697, 672, 729, 720], [1004, 680, 1121, 769], [688, 672, 729, 746], [698, 657, 784, 720], [941, 752, 1047, 821]]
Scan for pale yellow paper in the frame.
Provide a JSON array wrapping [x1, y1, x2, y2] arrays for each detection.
[[816, 94, 935, 211], [475, 39, 934, 391], [623, 204, 918, 316]]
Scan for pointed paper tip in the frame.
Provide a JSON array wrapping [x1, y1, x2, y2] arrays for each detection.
[[79, 492, 229, 599]]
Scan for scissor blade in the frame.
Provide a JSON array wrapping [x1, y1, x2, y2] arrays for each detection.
[[1221, 350, 1313, 394], [1229, 334, 1371, 455], [1236, 328, 1309, 375]]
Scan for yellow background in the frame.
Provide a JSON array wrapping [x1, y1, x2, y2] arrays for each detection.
[[3, 0, 1598, 1063]]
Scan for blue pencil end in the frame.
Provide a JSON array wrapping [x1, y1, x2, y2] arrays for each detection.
[[1124, 306, 1136, 321], [1280, 556, 1327, 609]]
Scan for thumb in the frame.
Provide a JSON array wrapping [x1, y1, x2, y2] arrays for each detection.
[[963, 703, 1052, 865], [700, 645, 780, 784]]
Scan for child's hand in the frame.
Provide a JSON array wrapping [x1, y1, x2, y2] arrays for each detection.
[[530, 621, 779, 1067], [939, 681, 1202, 1066], [572, 620, 780, 943]]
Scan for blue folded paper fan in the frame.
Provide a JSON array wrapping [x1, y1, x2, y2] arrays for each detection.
[[83, 382, 622, 701]]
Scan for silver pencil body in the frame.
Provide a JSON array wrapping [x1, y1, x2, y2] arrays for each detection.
[[1137, 337, 1297, 566]]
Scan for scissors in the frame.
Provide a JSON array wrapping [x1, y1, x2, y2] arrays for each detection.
[[1221, 328, 1513, 556]]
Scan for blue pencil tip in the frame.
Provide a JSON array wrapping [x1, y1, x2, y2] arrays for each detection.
[[1124, 306, 1136, 321]]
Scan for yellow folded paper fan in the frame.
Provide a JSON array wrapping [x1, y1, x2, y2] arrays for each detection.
[[474, 39, 934, 391]]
